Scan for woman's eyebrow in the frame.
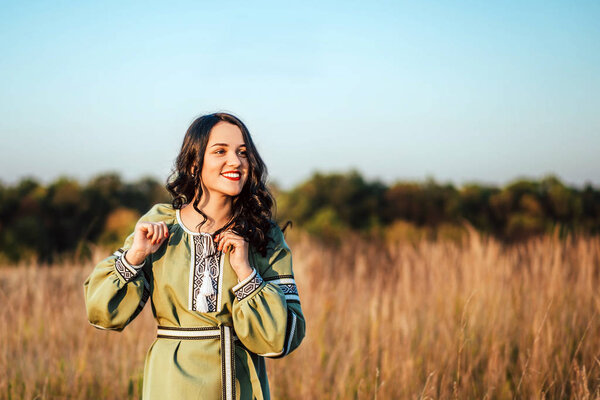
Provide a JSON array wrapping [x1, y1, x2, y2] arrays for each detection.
[[210, 143, 247, 148]]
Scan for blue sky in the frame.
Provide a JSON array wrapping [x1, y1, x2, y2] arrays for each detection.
[[1, 0, 598, 189]]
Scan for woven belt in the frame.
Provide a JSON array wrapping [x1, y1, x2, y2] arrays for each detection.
[[157, 325, 236, 400]]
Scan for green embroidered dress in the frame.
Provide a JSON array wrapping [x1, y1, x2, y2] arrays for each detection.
[[83, 203, 305, 400]]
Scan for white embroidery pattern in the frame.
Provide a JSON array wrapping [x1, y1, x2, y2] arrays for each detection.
[[190, 234, 221, 312], [114, 249, 145, 282], [264, 276, 300, 303], [233, 269, 264, 301]]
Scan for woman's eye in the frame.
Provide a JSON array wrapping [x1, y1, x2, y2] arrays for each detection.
[[214, 149, 225, 154], [238, 149, 248, 157]]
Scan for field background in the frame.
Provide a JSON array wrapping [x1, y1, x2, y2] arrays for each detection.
[[2, 1, 600, 398], [1, 230, 599, 399]]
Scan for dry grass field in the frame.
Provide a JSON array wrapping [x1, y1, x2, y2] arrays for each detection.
[[1, 231, 599, 399]]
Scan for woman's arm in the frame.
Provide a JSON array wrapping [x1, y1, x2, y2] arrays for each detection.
[[83, 235, 152, 331], [229, 226, 306, 357], [83, 204, 172, 331]]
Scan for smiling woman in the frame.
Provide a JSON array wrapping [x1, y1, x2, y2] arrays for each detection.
[[83, 112, 305, 400]]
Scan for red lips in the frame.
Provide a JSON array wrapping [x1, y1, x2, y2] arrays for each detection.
[[221, 171, 241, 181]]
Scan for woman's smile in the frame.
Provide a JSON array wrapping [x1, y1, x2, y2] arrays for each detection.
[[221, 171, 241, 181]]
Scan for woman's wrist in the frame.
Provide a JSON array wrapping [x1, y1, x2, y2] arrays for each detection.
[[124, 248, 148, 266], [232, 263, 253, 281]]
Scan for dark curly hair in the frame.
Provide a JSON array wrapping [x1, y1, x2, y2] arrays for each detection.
[[166, 112, 275, 256]]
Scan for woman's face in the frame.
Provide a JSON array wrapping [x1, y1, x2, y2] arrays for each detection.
[[200, 121, 249, 199]]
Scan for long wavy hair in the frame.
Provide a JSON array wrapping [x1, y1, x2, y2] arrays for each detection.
[[166, 113, 275, 256]]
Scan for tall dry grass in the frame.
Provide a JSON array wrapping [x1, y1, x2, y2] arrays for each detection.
[[1, 231, 599, 399]]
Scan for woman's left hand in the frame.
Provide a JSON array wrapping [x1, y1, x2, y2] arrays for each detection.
[[215, 230, 253, 281]]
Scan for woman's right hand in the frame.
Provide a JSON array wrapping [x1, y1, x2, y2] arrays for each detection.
[[125, 221, 170, 265]]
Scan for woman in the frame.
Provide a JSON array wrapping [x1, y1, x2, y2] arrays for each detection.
[[84, 112, 305, 400]]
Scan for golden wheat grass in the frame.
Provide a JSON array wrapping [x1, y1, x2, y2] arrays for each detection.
[[1, 232, 599, 399]]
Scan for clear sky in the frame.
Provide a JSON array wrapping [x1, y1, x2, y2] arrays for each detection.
[[1, 0, 599, 189]]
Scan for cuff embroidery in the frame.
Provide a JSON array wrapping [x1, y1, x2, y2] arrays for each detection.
[[114, 249, 145, 282], [232, 268, 264, 302], [264, 275, 300, 303]]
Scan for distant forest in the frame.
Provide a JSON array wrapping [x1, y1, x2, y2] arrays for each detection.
[[1, 171, 599, 263]]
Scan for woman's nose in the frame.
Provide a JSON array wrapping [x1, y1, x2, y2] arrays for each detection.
[[226, 152, 242, 167]]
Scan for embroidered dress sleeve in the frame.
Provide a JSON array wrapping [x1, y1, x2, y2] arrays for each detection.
[[83, 203, 173, 331], [231, 225, 306, 357]]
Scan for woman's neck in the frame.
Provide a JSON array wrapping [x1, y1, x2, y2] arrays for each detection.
[[183, 193, 233, 233]]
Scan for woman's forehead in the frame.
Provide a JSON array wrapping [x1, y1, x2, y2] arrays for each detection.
[[207, 122, 245, 146]]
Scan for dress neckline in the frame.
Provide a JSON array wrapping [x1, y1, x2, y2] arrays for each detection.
[[176, 209, 213, 237]]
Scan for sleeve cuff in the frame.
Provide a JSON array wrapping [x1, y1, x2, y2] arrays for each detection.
[[232, 268, 264, 302], [263, 276, 300, 303], [114, 249, 145, 283]]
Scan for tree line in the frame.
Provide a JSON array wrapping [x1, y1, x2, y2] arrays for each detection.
[[277, 171, 600, 242], [1, 171, 599, 263]]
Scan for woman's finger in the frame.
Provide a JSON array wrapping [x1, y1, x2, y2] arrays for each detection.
[[146, 223, 154, 239], [218, 237, 240, 253], [152, 224, 162, 244], [149, 224, 157, 244], [217, 237, 229, 252], [162, 221, 169, 238], [217, 230, 241, 243]]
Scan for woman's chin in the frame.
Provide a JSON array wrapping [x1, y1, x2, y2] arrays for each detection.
[[218, 187, 243, 198]]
